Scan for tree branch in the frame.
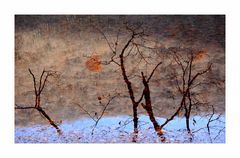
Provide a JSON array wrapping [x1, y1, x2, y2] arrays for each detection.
[[38, 69, 45, 94], [15, 104, 35, 110], [147, 61, 162, 82], [28, 68, 37, 96], [189, 64, 212, 86], [73, 103, 97, 122], [94, 26, 115, 53]]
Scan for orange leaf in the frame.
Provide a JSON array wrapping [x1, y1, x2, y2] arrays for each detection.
[[194, 50, 207, 62], [85, 54, 102, 72]]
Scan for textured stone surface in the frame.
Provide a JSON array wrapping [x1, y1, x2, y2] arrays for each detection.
[[15, 15, 225, 127]]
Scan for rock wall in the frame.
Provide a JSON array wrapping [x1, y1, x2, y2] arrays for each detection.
[[15, 15, 225, 126]]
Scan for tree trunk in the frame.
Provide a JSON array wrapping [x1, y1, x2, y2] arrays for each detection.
[[35, 95, 40, 108], [186, 91, 192, 133], [133, 103, 138, 134], [185, 114, 191, 133], [37, 107, 62, 134], [141, 72, 163, 136], [120, 53, 141, 137], [142, 103, 163, 136]]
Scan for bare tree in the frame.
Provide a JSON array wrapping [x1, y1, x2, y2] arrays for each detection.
[[159, 47, 213, 133], [15, 68, 62, 134], [93, 20, 223, 141], [191, 104, 225, 142], [74, 94, 118, 135], [140, 67, 163, 136], [94, 22, 164, 140]]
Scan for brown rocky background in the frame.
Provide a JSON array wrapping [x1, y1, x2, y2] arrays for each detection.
[[15, 15, 225, 127]]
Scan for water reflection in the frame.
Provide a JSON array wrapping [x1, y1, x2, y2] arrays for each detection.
[[15, 114, 225, 143]]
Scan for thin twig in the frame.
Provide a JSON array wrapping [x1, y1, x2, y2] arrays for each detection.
[[147, 61, 162, 83], [28, 68, 37, 96], [15, 104, 35, 110], [73, 103, 97, 122]]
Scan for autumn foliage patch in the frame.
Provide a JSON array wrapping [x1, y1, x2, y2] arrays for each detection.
[[85, 54, 102, 72]]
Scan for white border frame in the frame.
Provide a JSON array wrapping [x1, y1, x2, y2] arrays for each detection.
[[0, 0, 239, 158]]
